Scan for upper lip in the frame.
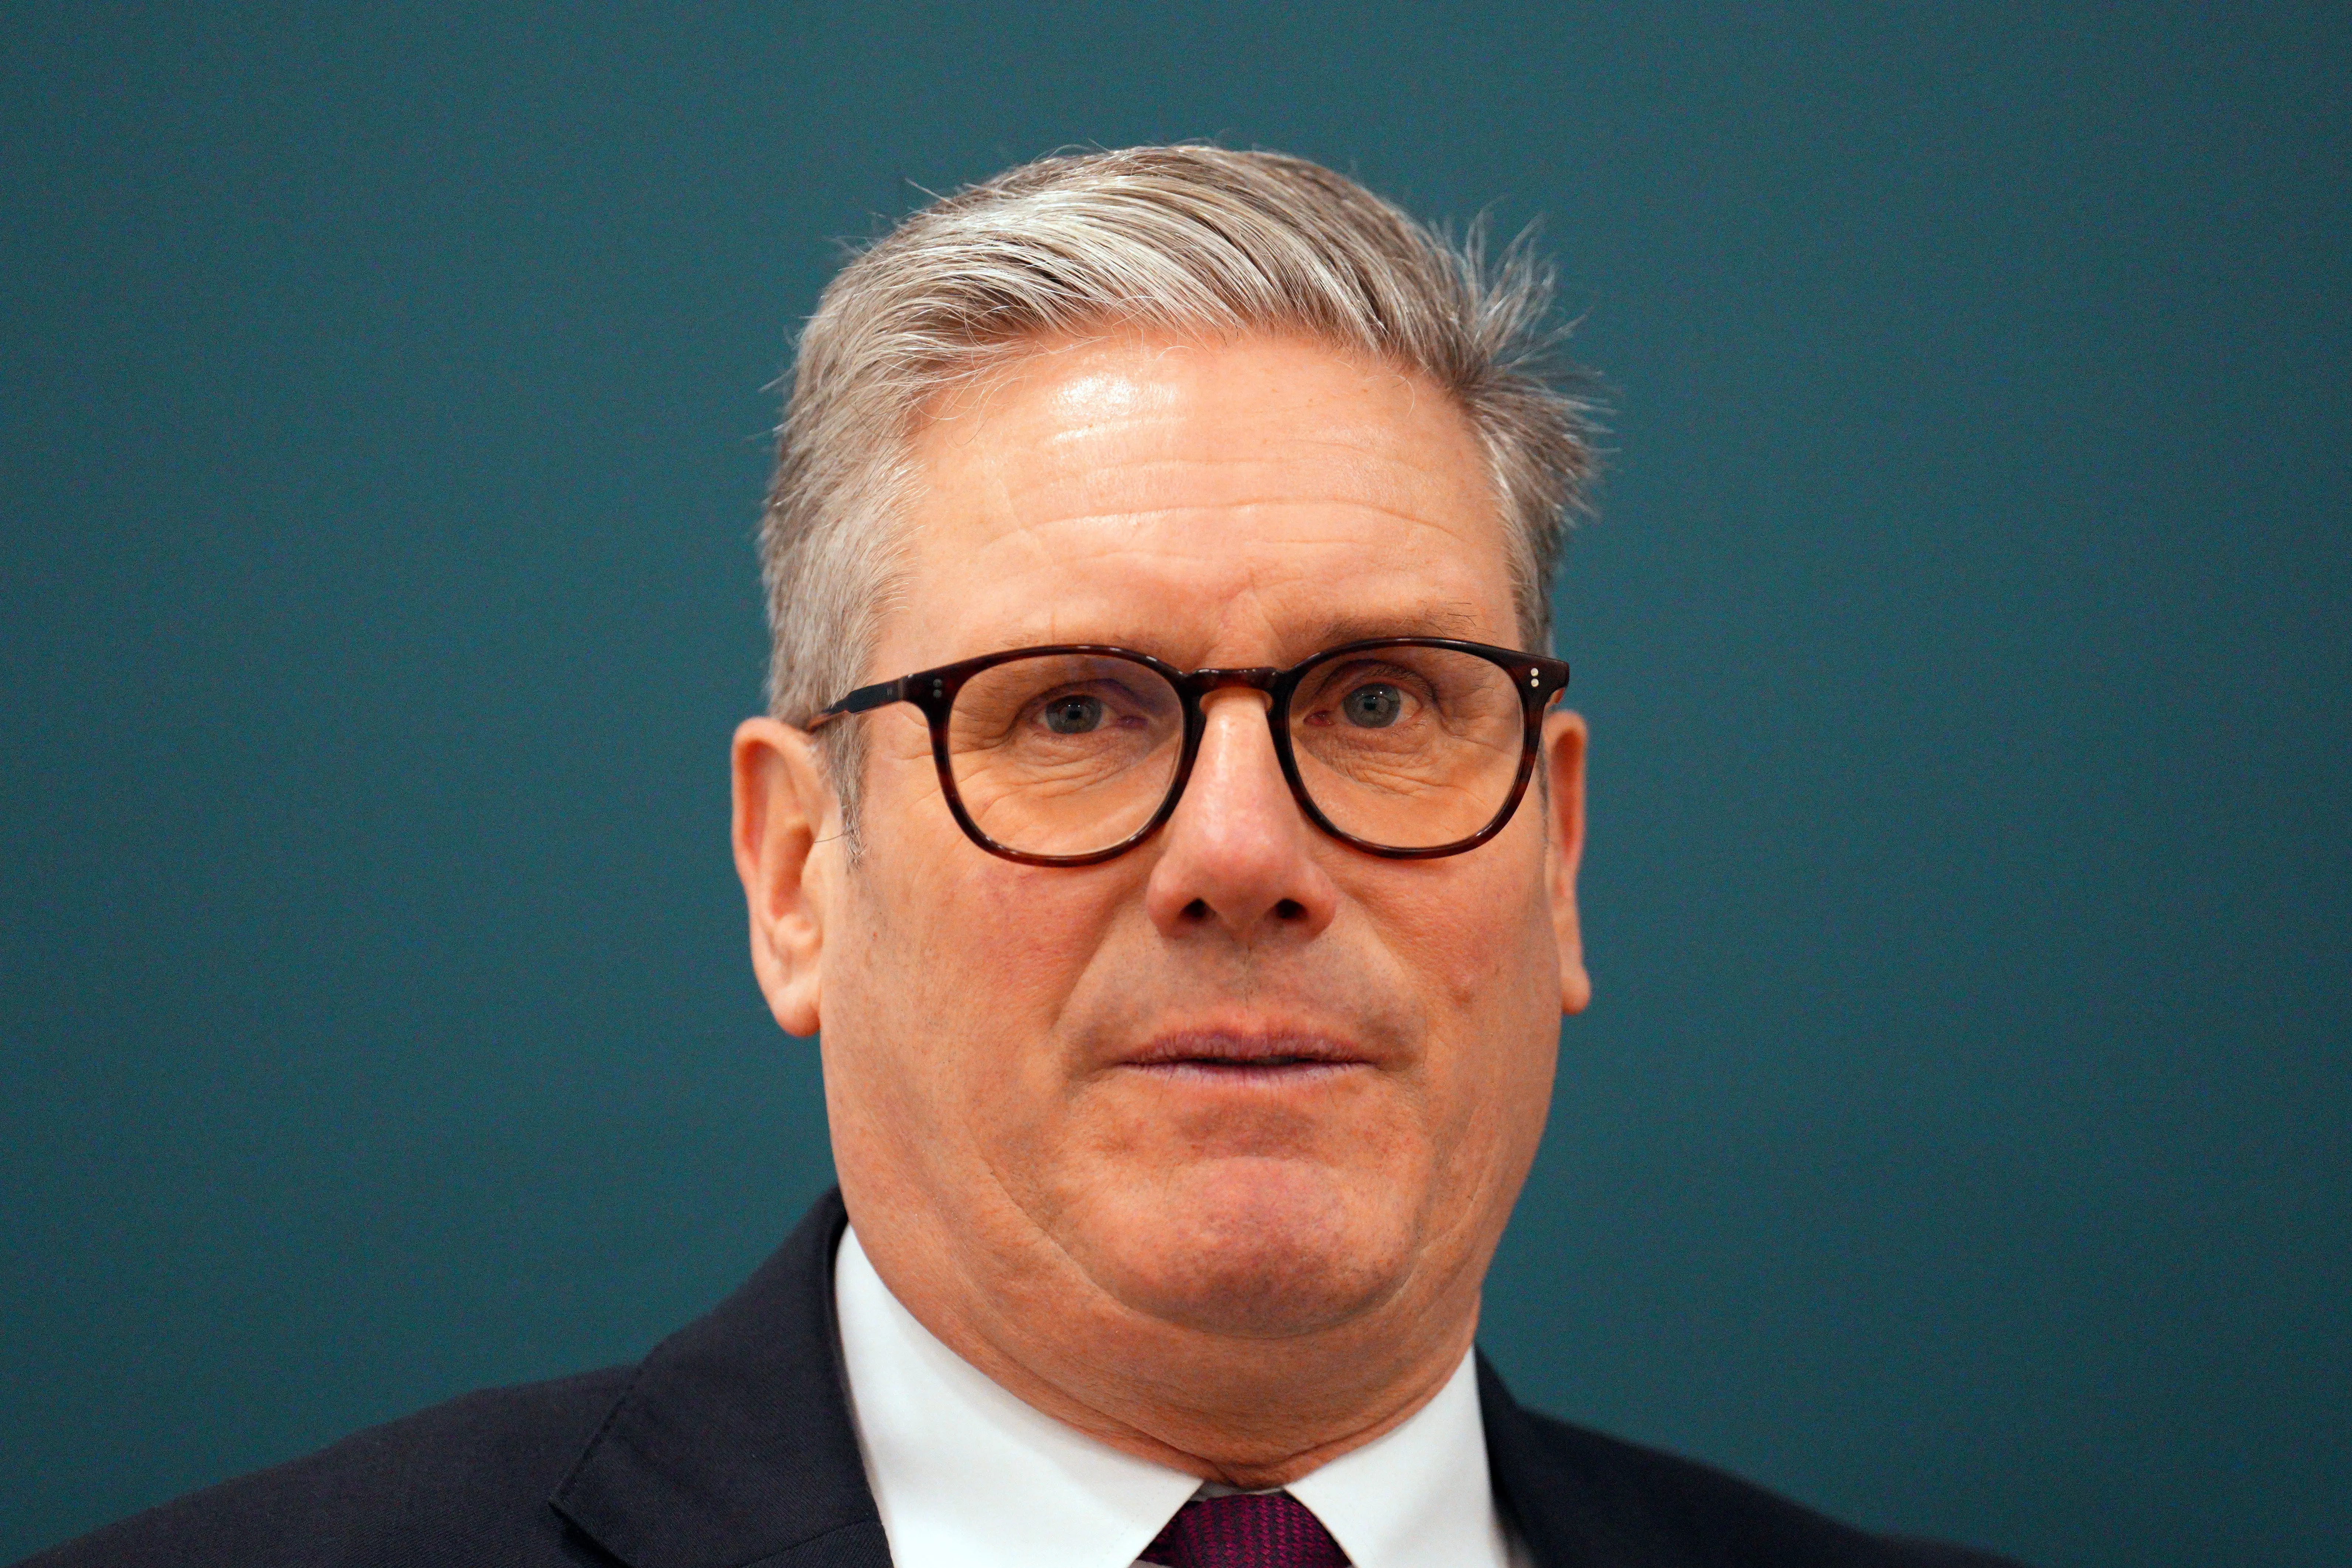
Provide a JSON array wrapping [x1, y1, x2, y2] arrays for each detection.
[[1119, 1030, 1374, 1068]]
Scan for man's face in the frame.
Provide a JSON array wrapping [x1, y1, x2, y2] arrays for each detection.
[[759, 331, 1587, 1386]]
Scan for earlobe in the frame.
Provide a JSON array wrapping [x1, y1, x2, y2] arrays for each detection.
[[1543, 709, 1593, 1016], [731, 717, 833, 1038]]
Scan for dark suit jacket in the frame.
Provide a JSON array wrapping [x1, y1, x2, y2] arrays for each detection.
[[23, 1190, 2021, 1567]]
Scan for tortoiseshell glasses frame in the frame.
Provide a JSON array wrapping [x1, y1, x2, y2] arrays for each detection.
[[807, 636, 1572, 867]]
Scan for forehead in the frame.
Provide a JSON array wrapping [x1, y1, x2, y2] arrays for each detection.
[[880, 331, 1517, 671]]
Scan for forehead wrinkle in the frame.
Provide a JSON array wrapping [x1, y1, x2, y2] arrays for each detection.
[[1002, 497, 1494, 544], [998, 446, 1485, 517], [905, 507, 1508, 663], [967, 388, 1485, 501], [1031, 413, 1466, 462], [932, 499, 1498, 569], [937, 525, 1488, 642]]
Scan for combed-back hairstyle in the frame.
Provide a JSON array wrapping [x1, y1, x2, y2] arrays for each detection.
[[761, 144, 1597, 833]]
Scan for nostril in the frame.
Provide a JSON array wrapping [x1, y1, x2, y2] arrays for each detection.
[[1273, 898, 1305, 921], [1183, 898, 1211, 921]]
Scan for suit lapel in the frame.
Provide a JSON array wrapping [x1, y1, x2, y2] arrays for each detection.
[[1480, 1352, 1625, 1568], [550, 1187, 891, 1568]]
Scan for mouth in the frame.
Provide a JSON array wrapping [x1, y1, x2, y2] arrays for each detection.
[[1117, 1031, 1374, 1079]]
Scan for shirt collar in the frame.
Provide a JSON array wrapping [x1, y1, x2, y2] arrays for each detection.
[[834, 1224, 1513, 1568]]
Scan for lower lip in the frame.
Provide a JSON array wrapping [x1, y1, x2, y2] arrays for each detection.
[[1122, 1060, 1367, 1082]]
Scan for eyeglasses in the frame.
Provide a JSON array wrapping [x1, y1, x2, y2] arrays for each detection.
[[809, 637, 1571, 865]]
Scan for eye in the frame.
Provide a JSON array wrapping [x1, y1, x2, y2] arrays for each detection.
[[1041, 695, 1105, 735], [1341, 683, 1404, 728]]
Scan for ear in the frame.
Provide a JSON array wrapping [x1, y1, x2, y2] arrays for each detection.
[[731, 717, 838, 1038], [1541, 707, 1592, 1016]]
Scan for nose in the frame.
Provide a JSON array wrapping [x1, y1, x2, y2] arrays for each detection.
[[1143, 688, 1340, 942]]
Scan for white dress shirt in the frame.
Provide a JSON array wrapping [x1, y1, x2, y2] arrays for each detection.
[[834, 1225, 1530, 1568]]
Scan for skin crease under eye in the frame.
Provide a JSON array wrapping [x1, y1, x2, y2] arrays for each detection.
[[729, 329, 1591, 1490]]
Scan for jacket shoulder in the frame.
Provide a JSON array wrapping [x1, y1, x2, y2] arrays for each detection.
[[1487, 1381, 2026, 1568], [19, 1365, 638, 1568]]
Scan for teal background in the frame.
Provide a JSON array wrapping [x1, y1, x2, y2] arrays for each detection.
[[3, 5, 2345, 1564]]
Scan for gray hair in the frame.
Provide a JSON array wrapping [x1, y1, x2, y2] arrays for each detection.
[[759, 145, 1597, 832]]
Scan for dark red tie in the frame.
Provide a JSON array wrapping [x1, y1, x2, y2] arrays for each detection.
[[1140, 1492, 1350, 1568]]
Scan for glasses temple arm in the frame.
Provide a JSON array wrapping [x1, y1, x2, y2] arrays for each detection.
[[806, 676, 906, 731]]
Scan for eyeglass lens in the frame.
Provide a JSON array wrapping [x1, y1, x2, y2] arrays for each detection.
[[941, 647, 1528, 858]]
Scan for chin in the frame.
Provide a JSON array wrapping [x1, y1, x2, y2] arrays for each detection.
[[1079, 1156, 1416, 1339]]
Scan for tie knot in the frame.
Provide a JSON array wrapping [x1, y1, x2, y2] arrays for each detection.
[[1141, 1491, 1350, 1568]]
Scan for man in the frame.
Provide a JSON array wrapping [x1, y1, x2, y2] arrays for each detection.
[[26, 147, 2019, 1568]]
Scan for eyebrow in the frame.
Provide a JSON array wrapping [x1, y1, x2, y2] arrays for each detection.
[[982, 601, 1507, 674], [1301, 602, 1492, 650]]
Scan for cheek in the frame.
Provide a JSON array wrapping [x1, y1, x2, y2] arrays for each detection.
[[855, 740, 1104, 1009], [845, 841, 1129, 1093], [937, 860, 1127, 1010], [1362, 846, 1557, 1022], [1358, 845, 1560, 1167]]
